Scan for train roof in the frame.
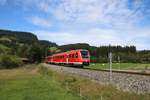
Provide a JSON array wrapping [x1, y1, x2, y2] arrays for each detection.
[[50, 49, 88, 56]]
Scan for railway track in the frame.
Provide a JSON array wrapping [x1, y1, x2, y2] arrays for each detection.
[[45, 64, 150, 94], [83, 67, 150, 76], [46, 63, 150, 76]]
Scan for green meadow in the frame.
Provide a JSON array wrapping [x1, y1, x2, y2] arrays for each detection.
[[0, 64, 149, 100], [87, 63, 150, 70]]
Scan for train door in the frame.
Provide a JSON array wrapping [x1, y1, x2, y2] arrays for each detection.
[[66, 53, 68, 64]]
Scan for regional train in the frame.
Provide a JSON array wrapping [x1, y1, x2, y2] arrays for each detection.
[[45, 49, 90, 67]]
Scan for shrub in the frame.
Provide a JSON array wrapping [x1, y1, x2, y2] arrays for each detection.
[[27, 44, 42, 63], [0, 55, 23, 69]]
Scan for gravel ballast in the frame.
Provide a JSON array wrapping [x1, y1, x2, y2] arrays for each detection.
[[44, 64, 150, 94]]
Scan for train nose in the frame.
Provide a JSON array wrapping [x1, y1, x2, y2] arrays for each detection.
[[83, 59, 89, 66], [83, 62, 89, 66]]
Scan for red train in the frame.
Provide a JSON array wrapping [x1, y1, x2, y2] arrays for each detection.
[[45, 49, 90, 67]]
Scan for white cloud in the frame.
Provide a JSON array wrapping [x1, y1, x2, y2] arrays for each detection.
[[14, 0, 147, 29], [29, 16, 51, 28], [34, 27, 150, 50], [51, 0, 143, 28], [4, 0, 150, 50], [12, 0, 148, 28]]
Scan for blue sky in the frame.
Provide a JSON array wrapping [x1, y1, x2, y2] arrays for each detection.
[[0, 0, 150, 50]]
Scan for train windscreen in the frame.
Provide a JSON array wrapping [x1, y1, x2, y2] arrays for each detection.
[[80, 50, 89, 58]]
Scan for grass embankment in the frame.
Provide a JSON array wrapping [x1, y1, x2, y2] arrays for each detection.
[[0, 64, 149, 100], [87, 63, 150, 70]]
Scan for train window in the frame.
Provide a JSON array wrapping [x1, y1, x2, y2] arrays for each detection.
[[72, 54, 74, 58], [80, 50, 88, 58], [69, 54, 72, 58], [76, 53, 78, 58]]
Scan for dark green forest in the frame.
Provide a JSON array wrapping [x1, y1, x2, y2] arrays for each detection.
[[0, 29, 150, 68], [59, 43, 150, 63]]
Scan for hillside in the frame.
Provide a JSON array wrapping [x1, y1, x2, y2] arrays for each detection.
[[0, 29, 38, 44], [0, 29, 58, 63], [0, 29, 57, 46]]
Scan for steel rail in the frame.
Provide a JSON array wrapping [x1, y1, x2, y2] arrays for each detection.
[[45, 63, 150, 76], [83, 68, 150, 76]]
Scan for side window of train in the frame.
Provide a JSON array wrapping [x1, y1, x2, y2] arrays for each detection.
[[71, 54, 72, 58], [72, 54, 74, 58], [76, 52, 78, 58], [69, 54, 71, 58]]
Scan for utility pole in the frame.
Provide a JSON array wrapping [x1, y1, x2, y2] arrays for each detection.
[[118, 56, 120, 69], [109, 44, 112, 81]]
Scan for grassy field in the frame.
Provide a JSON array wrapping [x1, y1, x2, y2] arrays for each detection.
[[0, 65, 82, 100], [87, 63, 150, 70], [0, 64, 149, 100]]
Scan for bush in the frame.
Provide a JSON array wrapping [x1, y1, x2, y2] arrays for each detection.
[[27, 44, 42, 63], [0, 55, 23, 69]]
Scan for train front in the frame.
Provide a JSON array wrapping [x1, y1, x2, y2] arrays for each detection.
[[80, 50, 90, 66]]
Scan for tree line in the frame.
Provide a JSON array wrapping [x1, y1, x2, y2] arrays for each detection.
[[58, 43, 148, 63]]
